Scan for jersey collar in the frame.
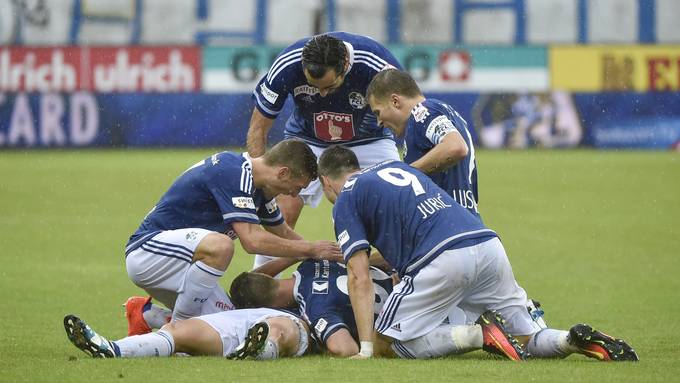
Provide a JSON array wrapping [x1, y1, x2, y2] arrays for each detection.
[[343, 41, 354, 74]]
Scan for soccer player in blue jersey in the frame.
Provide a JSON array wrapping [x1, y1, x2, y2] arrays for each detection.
[[366, 68, 480, 216], [247, 32, 403, 269], [122, 140, 341, 336], [229, 258, 394, 357], [317, 145, 638, 362]]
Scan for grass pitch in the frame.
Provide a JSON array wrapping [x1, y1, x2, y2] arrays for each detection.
[[1, 149, 679, 382]]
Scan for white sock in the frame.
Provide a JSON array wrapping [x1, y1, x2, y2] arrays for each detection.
[[172, 261, 224, 321], [253, 254, 281, 279], [143, 303, 172, 329], [113, 330, 175, 358], [392, 324, 483, 359], [526, 329, 576, 358]]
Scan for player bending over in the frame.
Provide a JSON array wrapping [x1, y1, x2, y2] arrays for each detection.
[[63, 308, 309, 360], [317, 145, 638, 362], [121, 139, 341, 336]]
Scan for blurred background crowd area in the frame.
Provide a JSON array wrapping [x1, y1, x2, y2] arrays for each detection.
[[1, 0, 679, 150]]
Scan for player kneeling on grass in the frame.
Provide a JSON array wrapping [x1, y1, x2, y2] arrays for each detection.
[[63, 308, 309, 360], [317, 145, 638, 362]]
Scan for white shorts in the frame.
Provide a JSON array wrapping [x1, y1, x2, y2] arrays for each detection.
[[197, 308, 309, 357], [125, 228, 234, 314], [376, 237, 540, 341], [300, 139, 400, 207]]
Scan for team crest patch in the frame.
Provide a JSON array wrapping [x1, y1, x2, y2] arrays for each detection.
[[185, 231, 199, 242], [312, 281, 329, 294], [315, 318, 328, 335], [313, 112, 355, 142], [348, 92, 366, 109], [231, 197, 256, 209]]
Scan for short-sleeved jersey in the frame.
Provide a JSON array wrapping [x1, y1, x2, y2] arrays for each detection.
[[293, 259, 393, 346], [404, 99, 479, 216], [126, 152, 284, 252], [253, 31, 402, 148], [333, 161, 497, 277]]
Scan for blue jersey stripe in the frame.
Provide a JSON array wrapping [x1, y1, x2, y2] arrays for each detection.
[[139, 244, 192, 263], [268, 53, 302, 83], [267, 48, 303, 82], [142, 242, 193, 261]]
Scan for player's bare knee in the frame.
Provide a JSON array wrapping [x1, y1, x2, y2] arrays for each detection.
[[195, 233, 234, 270]]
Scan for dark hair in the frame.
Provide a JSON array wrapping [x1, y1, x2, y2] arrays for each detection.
[[302, 34, 347, 79], [263, 139, 318, 180], [229, 272, 278, 309], [366, 68, 422, 103], [318, 145, 360, 180]]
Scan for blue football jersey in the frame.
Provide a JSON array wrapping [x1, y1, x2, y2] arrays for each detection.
[[126, 152, 284, 253], [404, 99, 479, 216], [253, 31, 402, 148], [333, 161, 497, 277], [293, 259, 393, 346]]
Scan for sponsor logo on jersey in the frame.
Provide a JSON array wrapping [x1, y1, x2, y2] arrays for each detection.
[[231, 196, 256, 209], [259, 83, 279, 104], [348, 92, 366, 109], [294, 85, 319, 97], [265, 199, 278, 214], [337, 230, 350, 247], [391, 323, 401, 332], [315, 318, 328, 335], [312, 280, 329, 294], [411, 103, 430, 123], [426, 115, 456, 143], [313, 112, 355, 142]]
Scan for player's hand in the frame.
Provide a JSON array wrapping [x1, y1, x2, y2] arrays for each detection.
[[310, 240, 343, 262]]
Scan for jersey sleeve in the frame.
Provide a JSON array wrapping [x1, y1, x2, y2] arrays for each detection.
[[206, 167, 261, 226], [333, 181, 370, 262], [252, 45, 301, 119], [424, 114, 459, 145], [256, 197, 284, 226]]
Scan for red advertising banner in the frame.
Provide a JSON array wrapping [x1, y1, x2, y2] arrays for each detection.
[[0, 46, 201, 93]]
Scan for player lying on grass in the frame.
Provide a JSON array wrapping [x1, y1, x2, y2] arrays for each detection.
[[63, 308, 309, 360], [121, 139, 341, 334], [366, 68, 480, 217], [318, 145, 638, 362], [230, 257, 394, 357]]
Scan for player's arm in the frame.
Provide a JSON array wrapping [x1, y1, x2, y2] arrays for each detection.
[[246, 109, 275, 157], [347, 249, 375, 358], [325, 328, 360, 357], [409, 131, 468, 174], [252, 257, 301, 277], [233, 221, 341, 260], [263, 221, 303, 241]]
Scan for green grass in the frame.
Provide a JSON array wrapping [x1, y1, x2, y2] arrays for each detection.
[[1, 149, 679, 382]]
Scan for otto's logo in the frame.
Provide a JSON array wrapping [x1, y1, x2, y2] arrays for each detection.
[[348, 92, 366, 109], [313, 112, 354, 142]]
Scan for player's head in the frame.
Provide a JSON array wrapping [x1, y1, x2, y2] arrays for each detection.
[[318, 145, 360, 204], [366, 69, 423, 136], [262, 139, 318, 198], [302, 34, 348, 97], [229, 272, 279, 308]]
